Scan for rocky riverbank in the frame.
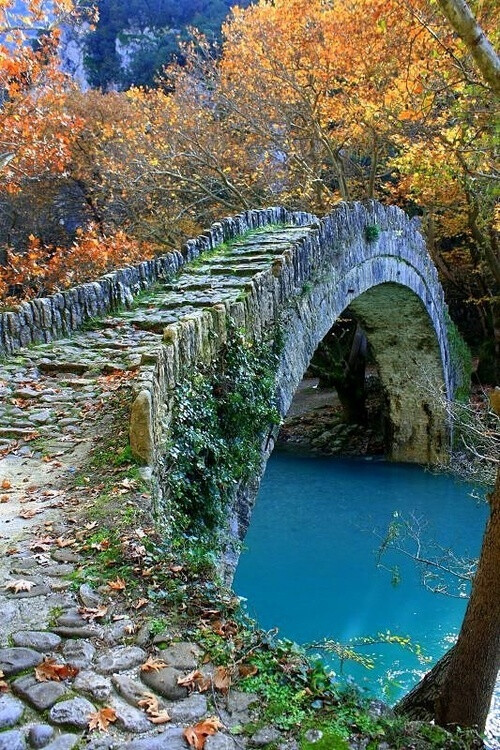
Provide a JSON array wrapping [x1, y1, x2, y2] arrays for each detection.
[[277, 378, 385, 457]]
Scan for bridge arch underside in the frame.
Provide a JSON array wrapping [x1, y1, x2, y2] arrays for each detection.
[[348, 283, 447, 463], [276, 266, 449, 468]]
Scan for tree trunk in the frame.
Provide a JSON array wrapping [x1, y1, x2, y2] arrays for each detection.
[[436, 468, 500, 731], [435, 0, 500, 95], [397, 469, 500, 732], [396, 647, 456, 720]]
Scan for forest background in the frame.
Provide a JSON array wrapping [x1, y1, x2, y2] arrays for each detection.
[[0, 0, 498, 377]]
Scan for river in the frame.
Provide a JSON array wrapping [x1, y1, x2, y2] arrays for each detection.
[[233, 452, 499, 744]]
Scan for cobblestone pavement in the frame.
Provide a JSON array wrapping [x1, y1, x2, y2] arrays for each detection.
[[0, 228, 314, 749]]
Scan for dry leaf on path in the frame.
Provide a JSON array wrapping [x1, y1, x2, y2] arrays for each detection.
[[149, 710, 172, 724], [140, 656, 168, 673], [56, 537, 76, 548], [1, 479, 11, 490], [238, 663, 259, 678], [4, 579, 34, 593], [35, 658, 78, 682], [79, 605, 108, 621], [183, 717, 224, 750], [213, 666, 231, 693], [0, 495, 9, 503], [29, 536, 54, 551], [137, 692, 159, 713], [137, 692, 171, 724], [0, 670, 9, 692], [88, 706, 118, 732], [107, 576, 126, 591], [19, 508, 43, 519], [177, 669, 211, 693]]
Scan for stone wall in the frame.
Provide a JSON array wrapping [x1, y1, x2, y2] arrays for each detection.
[[0, 207, 311, 357], [124, 201, 459, 545], [1, 200, 461, 548]]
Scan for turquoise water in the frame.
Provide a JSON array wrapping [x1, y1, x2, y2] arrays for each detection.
[[233, 452, 489, 701]]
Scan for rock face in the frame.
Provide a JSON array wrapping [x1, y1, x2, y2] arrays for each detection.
[[49, 696, 96, 729], [0, 647, 43, 675], [0, 694, 24, 728]]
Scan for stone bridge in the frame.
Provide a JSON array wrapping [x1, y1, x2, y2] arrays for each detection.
[[0, 201, 460, 543]]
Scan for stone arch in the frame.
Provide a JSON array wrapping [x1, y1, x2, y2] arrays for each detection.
[[275, 269, 449, 467]]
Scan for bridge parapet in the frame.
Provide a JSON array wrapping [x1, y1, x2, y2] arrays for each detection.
[[0, 207, 313, 357]]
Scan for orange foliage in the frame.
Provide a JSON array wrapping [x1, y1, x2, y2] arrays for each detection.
[[0, 1, 87, 190], [0, 225, 155, 307], [0, 0, 497, 315]]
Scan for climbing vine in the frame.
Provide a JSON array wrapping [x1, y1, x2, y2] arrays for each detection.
[[164, 325, 281, 538]]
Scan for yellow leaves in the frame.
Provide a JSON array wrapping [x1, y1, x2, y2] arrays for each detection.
[[35, 659, 78, 682], [183, 717, 224, 750], [140, 656, 168, 673], [1, 225, 155, 308], [398, 109, 419, 122], [88, 706, 118, 732], [4, 579, 34, 593], [137, 693, 171, 724]]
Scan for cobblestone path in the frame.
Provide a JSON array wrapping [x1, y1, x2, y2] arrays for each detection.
[[0, 226, 314, 750]]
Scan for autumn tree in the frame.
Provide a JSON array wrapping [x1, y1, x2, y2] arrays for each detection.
[[0, 2, 154, 307], [395, 1, 500, 732], [0, 1, 89, 190], [215, 0, 498, 373]]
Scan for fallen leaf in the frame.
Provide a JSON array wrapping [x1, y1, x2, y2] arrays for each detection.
[[238, 663, 258, 678], [88, 706, 117, 732], [177, 669, 211, 693], [149, 710, 172, 724], [0, 670, 8, 692], [0, 495, 9, 503], [183, 717, 224, 750], [29, 537, 54, 552], [79, 605, 108, 621], [133, 597, 149, 609], [4, 579, 34, 593], [213, 666, 231, 693], [211, 620, 238, 638], [1, 480, 12, 490], [91, 539, 110, 551], [56, 537, 75, 548], [35, 658, 78, 682], [138, 692, 159, 713], [19, 508, 43, 519], [107, 576, 126, 591], [141, 656, 168, 673]]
